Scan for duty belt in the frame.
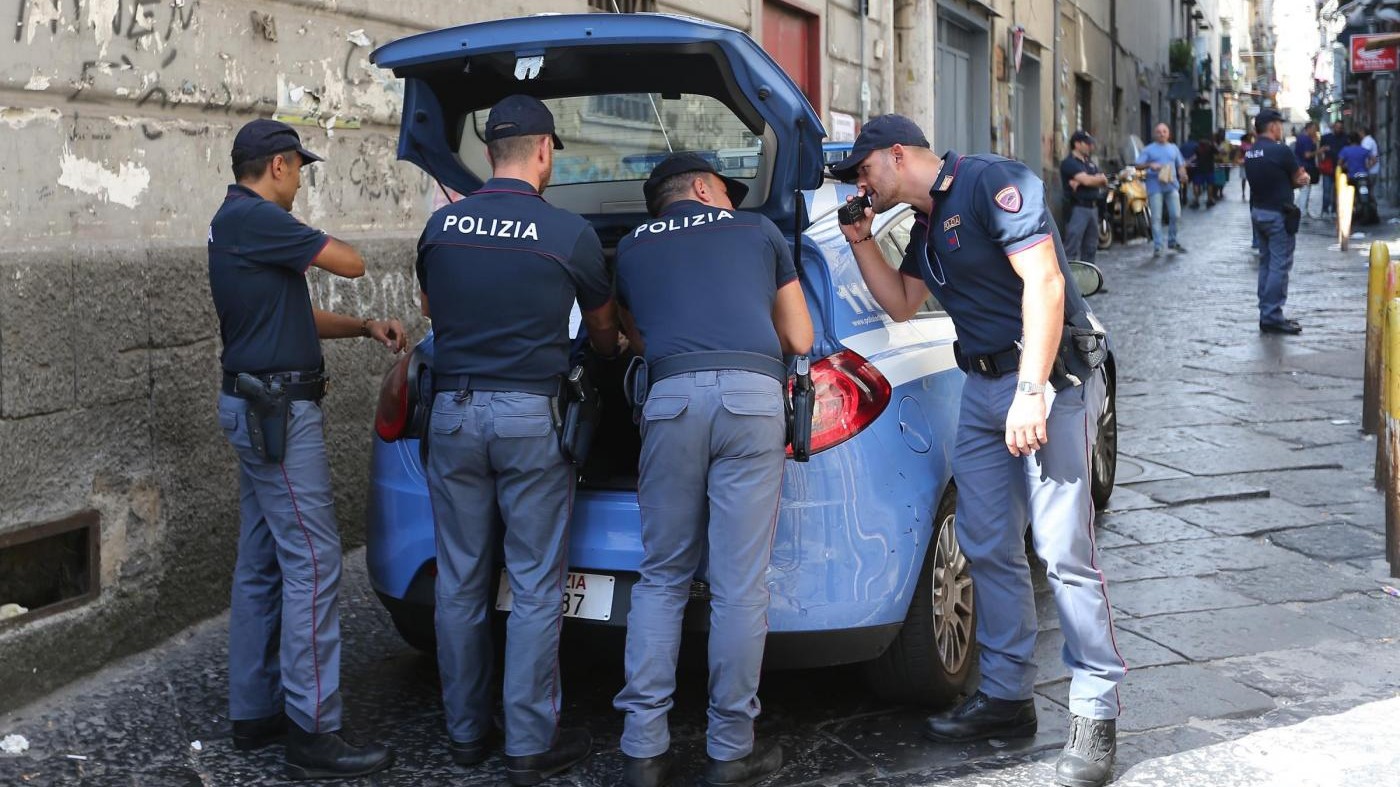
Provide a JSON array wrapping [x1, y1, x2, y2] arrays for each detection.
[[953, 342, 1020, 378], [222, 371, 327, 401], [432, 372, 559, 397], [647, 350, 787, 384]]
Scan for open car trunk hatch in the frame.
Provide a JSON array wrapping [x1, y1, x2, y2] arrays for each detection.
[[371, 13, 825, 228]]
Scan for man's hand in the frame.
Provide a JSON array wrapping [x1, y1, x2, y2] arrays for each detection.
[[366, 318, 408, 353], [838, 189, 875, 244], [1005, 392, 1048, 456]]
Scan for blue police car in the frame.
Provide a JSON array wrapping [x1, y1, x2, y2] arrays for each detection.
[[366, 13, 1116, 706]]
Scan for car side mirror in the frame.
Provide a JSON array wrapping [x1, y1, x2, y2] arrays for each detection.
[[1069, 260, 1105, 297]]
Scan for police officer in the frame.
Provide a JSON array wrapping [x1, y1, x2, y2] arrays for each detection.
[[415, 95, 621, 785], [1245, 108, 1310, 335], [830, 115, 1126, 787], [611, 153, 813, 787], [209, 118, 403, 779], [1060, 130, 1107, 263]]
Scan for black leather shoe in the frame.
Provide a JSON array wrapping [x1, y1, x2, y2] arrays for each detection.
[[923, 691, 1038, 743], [699, 739, 783, 787], [232, 712, 287, 751], [1260, 320, 1302, 335], [1055, 716, 1116, 787], [284, 726, 394, 780], [622, 750, 675, 787], [503, 727, 591, 786], [448, 735, 493, 767]]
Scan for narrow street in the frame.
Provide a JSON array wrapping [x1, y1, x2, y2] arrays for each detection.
[[2, 191, 1398, 786]]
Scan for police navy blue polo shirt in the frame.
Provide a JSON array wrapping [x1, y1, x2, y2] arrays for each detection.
[[614, 199, 797, 366], [416, 177, 611, 393], [208, 184, 330, 375], [899, 152, 1083, 359], [1244, 138, 1300, 212], [1059, 154, 1102, 205]]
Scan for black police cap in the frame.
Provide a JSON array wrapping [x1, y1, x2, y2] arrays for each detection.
[[231, 118, 324, 167], [485, 95, 564, 150], [642, 152, 750, 216], [1254, 108, 1284, 132], [828, 114, 930, 182], [1071, 130, 1095, 146]]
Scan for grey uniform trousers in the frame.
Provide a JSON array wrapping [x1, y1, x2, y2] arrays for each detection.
[[614, 370, 786, 762], [425, 390, 572, 758], [954, 369, 1126, 720], [218, 394, 344, 734], [1065, 204, 1100, 263]]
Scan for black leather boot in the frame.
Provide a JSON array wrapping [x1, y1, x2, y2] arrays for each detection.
[[502, 727, 592, 786], [1055, 716, 1116, 787], [699, 739, 783, 787], [923, 691, 1038, 743], [232, 712, 287, 751], [283, 725, 394, 780], [622, 750, 675, 787], [448, 735, 493, 767]]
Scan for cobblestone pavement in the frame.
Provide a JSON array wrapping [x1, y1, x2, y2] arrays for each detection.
[[3, 193, 1399, 786]]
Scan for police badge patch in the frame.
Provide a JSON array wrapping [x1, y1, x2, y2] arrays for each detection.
[[994, 185, 1022, 213]]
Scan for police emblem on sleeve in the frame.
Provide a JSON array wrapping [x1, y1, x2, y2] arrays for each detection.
[[994, 185, 1023, 213]]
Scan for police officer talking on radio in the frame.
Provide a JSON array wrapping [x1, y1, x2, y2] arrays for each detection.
[[830, 116, 1126, 787], [209, 118, 404, 780], [415, 95, 622, 785], [610, 153, 813, 787]]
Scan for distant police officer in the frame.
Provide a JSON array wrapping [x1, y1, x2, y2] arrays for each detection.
[[611, 153, 813, 787], [1060, 130, 1107, 263], [1244, 108, 1310, 335], [831, 116, 1126, 787], [415, 95, 622, 785], [209, 118, 404, 780]]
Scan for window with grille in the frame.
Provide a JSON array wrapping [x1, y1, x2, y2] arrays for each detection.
[[589, 0, 656, 11], [1075, 77, 1092, 135]]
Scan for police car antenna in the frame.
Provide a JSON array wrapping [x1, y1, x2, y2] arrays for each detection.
[[609, 0, 673, 152]]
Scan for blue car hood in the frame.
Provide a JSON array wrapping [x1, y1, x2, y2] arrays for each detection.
[[370, 13, 825, 227]]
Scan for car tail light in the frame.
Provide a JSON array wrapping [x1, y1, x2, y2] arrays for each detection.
[[375, 353, 413, 441], [789, 349, 891, 457]]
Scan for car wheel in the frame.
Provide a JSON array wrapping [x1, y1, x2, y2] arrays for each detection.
[[378, 592, 436, 653], [1090, 363, 1117, 510], [861, 492, 975, 706]]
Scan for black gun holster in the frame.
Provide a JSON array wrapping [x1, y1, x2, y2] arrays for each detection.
[[787, 356, 814, 462], [1052, 311, 1109, 390], [559, 364, 601, 465], [233, 373, 291, 464]]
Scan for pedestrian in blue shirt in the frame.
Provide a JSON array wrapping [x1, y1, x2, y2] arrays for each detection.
[[1338, 133, 1373, 179], [1245, 108, 1311, 335], [209, 118, 405, 780], [1135, 123, 1190, 256], [416, 95, 622, 785], [831, 115, 1125, 787], [611, 153, 813, 787]]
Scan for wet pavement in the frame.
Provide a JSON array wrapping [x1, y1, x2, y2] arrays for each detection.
[[3, 193, 1400, 786]]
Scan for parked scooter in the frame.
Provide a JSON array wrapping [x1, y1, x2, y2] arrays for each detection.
[[1105, 166, 1153, 244], [1352, 171, 1380, 226]]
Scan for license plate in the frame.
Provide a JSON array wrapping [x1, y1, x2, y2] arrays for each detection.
[[494, 570, 615, 621]]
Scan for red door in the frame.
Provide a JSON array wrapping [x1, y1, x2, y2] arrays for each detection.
[[762, 1, 820, 115]]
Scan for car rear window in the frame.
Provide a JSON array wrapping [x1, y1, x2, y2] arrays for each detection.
[[468, 93, 764, 186]]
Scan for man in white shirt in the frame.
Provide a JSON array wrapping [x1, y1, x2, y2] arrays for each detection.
[[1362, 128, 1380, 177]]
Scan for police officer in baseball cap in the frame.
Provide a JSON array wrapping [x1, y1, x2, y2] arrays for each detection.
[[417, 93, 622, 783], [1060, 130, 1108, 263], [833, 115, 1126, 787], [1244, 107, 1310, 334], [612, 152, 812, 787], [211, 117, 405, 779]]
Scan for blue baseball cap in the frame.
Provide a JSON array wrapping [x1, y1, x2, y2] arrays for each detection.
[[828, 114, 930, 182], [485, 94, 564, 150], [642, 152, 750, 216], [231, 118, 324, 166], [1254, 108, 1284, 132]]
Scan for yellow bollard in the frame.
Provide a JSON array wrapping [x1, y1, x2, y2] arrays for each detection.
[[1386, 299, 1400, 577], [1379, 267, 1400, 487], [1365, 242, 1391, 435], [1338, 169, 1355, 251]]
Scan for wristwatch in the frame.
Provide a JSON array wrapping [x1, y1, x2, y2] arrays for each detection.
[[1016, 380, 1045, 395]]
